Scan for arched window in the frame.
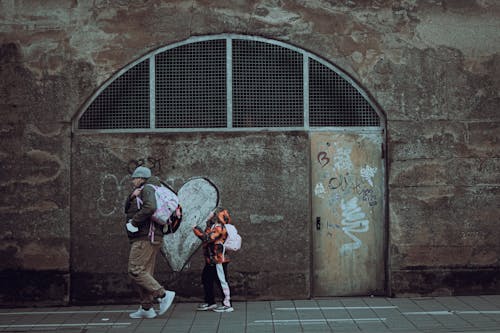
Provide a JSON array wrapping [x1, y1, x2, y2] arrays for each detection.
[[74, 34, 382, 132]]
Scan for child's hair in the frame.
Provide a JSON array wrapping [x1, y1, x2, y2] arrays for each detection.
[[214, 207, 231, 224]]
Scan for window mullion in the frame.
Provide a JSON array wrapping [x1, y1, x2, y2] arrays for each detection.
[[303, 54, 309, 130], [227, 37, 233, 129], [149, 56, 156, 129]]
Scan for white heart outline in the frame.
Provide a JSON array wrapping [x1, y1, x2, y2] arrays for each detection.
[[161, 177, 219, 272]]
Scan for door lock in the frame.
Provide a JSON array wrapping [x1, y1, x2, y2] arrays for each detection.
[[316, 217, 321, 230]]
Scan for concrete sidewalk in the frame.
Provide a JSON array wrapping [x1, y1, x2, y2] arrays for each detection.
[[2, 295, 500, 332]]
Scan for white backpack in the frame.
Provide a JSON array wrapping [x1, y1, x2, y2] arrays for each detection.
[[147, 184, 179, 226], [224, 224, 242, 252]]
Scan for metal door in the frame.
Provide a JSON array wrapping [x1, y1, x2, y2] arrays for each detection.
[[311, 131, 385, 296]]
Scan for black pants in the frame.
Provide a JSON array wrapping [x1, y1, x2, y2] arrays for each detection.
[[202, 263, 231, 306]]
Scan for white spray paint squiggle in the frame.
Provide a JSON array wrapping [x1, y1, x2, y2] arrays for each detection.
[[333, 147, 353, 171], [97, 174, 130, 216], [314, 182, 326, 198], [340, 197, 369, 255], [360, 165, 377, 187]]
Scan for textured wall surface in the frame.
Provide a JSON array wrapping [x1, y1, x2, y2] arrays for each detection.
[[0, 1, 498, 306], [71, 132, 309, 304]]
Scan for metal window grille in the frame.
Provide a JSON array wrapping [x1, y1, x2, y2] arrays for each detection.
[[76, 35, 381, 131], [309, 59, 380, 127], [78, 59, 150, 129], [156, 40, 226, 128], [232, 40, 303, 127]]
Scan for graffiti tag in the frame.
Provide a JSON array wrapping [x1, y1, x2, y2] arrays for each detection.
[[127, 157, 163, 174], [317, 151, 330, 168], [340, 197, 369, 255]]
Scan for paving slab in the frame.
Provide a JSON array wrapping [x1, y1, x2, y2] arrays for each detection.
[[1, 296, 500, 332]]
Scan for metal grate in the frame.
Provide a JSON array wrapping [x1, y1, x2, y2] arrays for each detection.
[[309, 59, 380, 127], [155, 40, 226, 128], [77, 36, 382, 131], [232, 40, 303, 127], [78, 60, 150, 129]]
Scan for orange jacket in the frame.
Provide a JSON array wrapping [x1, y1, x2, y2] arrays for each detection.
[[193, 210, 230, 264]]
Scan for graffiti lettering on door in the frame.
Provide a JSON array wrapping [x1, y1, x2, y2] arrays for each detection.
[[314, 148, 379, 255]]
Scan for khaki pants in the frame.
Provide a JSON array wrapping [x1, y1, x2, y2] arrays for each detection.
[[128, 240, 165, 309]]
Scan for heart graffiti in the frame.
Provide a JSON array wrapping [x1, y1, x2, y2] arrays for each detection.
[[317, 151, 330, 168], [161, 177, 219, 272]]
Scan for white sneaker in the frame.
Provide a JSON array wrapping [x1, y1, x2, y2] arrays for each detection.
[[213, 305, 234, 312], [129, 306, 157, 319], [197, 303, 217, 311], [158, 290, 175, 315]]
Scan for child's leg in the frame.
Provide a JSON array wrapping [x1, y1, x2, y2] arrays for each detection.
[[215, 263, 231, 307], [202, 264, 217, 305]]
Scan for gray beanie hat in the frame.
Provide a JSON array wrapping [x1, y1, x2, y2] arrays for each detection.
[[132, 166, 151, 179]]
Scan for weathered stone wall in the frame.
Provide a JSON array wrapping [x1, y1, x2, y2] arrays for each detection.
[[0, 1, 498, 306], [71, 132, 310, 304]]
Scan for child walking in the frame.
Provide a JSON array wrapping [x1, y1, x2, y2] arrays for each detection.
[[193, 208, 234, 312]]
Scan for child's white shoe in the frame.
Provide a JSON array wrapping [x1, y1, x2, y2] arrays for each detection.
[[197, 303, 217, 311], [213, 305, 234, 312]]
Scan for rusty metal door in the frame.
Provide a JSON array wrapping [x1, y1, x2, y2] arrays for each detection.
[[311, 131, 385, 296]]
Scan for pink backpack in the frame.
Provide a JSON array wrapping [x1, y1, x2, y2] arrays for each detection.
[[147, 184, 180, 226], [137, 184, 182, 242]]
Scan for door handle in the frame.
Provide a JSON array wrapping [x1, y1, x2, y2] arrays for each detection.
[[316, 217, 321, 230]]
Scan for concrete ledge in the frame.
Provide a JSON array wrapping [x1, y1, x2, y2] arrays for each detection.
[[0, 270, 69, 307], [391, 267, 500, 297]]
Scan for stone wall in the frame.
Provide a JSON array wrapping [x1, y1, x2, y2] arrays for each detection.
[[70, 132, 310, 304], [0, 1, 498, 306]]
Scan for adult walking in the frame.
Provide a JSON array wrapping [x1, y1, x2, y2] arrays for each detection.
[[124, 166, 175, 319]]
